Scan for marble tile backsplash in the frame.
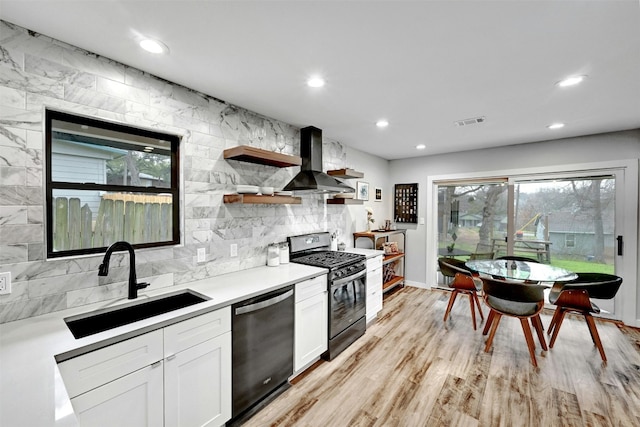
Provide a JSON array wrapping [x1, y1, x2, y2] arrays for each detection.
[[0, 21, 348, 323]]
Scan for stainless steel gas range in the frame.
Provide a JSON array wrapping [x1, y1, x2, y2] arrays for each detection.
[[288, 232, 367, 360]]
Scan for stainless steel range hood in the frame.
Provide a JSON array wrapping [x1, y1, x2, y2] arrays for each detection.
[[282, 126, 355, 194]]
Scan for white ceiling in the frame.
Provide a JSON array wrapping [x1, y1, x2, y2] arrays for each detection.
[[2, 0, 639, 160]]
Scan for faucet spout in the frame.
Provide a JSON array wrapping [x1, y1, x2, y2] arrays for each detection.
[[99, 241, 149, 299]]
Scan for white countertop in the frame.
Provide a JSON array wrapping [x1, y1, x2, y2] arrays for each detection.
[[344, 248, 384, 259], [0, 262, 327, 427]]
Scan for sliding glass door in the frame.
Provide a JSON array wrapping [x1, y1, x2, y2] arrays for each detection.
[[434, 166, 633, 321], [512, 174, 620, 317]]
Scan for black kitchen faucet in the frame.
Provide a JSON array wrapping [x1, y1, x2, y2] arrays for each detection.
[[99, 241, 149, 299]]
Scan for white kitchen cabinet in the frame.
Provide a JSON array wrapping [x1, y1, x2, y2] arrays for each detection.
[[70, 362, 164, 427], [294, 275, 328, 372], [164, 307, 232, 427], [366, 255, 383, 322], [58, 329, 164, 399], [164, 331, 231, 427], [60, 306, 232, 427]]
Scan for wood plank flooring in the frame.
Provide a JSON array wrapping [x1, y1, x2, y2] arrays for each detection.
[[243, 286, 640, 427]]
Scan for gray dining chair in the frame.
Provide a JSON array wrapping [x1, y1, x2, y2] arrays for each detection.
[[481, 277, 547, 367], [547, 272, 623, 362]]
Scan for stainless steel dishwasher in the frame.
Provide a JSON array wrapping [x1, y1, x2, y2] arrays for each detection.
[[230, 285, 294, 424]]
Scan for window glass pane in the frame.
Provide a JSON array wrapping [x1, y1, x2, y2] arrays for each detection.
[[51, 117, 173, 187], [437, 183, 508, 260], [51, 189, 174, 252]]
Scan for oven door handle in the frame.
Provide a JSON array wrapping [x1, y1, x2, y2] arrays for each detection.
[[333, 269, 366, 286]]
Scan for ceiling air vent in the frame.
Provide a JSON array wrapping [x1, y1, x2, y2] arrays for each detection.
[[454, 116, 486, 127]]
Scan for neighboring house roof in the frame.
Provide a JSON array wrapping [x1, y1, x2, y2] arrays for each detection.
[[547, 210, 615, 234]]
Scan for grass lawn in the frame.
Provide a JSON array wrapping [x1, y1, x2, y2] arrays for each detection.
[[550, 259, 614, 274]]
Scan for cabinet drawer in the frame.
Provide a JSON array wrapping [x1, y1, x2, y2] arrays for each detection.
[[58, 330, 163, 398], [367, 255, 383, 271], [295, 275, 327, 303], [164, 306, 231, 355]]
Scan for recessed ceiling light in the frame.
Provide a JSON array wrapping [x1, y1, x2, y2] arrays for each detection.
[[376, 120, 389, 128], [556, 75, 587, 87], [307, 76, 325, 88], [547, 123, 565, 129], [416, 144, 426, 150], [139, 38, 169, 54]]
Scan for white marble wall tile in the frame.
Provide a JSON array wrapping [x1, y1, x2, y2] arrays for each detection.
[[0, 185, 42, 205], [27, 243, 44, 261], [0, 62, 65, 99], [62, 47, 125, 83], [0, 86, 26, 109], [27, 205, 43, 223], [0, 223, 43, 244], [0, 125, 27, 149], [25, 54, 96, 89], [124, 99, 175, 128], [0, 206, 27, 224], [0, 165, 25, 185], [96, 76, 149, 105], [64, 84, 127, 113], [66, 281, 127, 308], [0, 243, 27, 264], [25, 167, 41, 187], [0, 104, 42, 131], [0, 147, 27, 167], [27, 271, 97, 298], [26, 130, 41, 149]]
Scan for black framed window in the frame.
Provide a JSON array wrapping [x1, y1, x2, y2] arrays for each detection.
[[45, 110, 180, 258]]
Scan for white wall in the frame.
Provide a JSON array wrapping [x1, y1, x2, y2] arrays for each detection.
[[340, 146, 392, 248]]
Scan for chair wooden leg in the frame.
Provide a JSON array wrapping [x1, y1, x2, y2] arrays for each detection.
[[443, 290, 459, 323], [549, 309, 567, 348], [584, 313, 607, 362], [484, 313, 502, 353], [468, 292, 477, 330], [520, 318, 538, 368], [531, 315, 547, 351], [472, 292, 484, 321], [483, 309, 495, 336], [547, 307, 562, 337]]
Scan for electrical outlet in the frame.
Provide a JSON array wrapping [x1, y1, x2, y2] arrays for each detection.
[[197, 248, 206, 263], [0, 272, 11, 295], [230, 244, 238, 257]]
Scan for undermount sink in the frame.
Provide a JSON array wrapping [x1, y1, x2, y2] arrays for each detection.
[[65, 289, 210, 339]]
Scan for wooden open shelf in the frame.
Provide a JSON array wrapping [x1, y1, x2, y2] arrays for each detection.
[[383, 252, 405, 264], [326, 198, 363, 205], [223, 145, 302, 168], [223, 194, 302, 204], [383, 275, 404, 291], [326, 168, 364, 179]]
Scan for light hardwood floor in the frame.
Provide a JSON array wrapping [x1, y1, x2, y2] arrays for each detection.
[[243, 286, 640, 427]]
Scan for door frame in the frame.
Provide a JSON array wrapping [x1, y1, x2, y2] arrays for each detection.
[[426, 159, 638, 326]]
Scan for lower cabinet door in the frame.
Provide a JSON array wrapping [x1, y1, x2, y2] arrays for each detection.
[[367, 266, 383, 321], [294, 291, 328, 372], [70, 362, 164, 427], [164, 331, 232, 427]]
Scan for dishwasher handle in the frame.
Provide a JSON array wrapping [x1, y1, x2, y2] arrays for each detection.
[[235, 288, 294, 315]]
